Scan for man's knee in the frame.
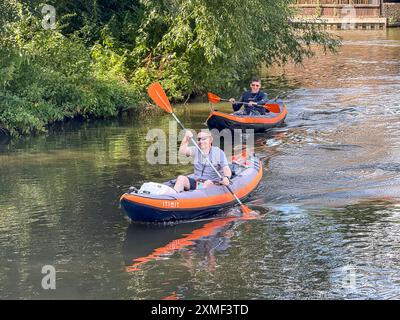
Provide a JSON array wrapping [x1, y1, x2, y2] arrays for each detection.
[[174, 175, 189, 192], [176, 175, 188, 182]]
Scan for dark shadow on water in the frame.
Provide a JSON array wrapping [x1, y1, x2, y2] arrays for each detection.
[[0, 134, 11, 152], [328, 199, 398, 224]]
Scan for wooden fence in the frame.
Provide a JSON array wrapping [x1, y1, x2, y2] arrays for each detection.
[[293, 0, 382, 17]]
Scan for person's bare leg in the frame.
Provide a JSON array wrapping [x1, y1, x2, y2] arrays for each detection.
[[174, 175, 190, 192]]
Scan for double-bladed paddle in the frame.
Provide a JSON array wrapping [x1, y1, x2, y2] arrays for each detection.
[[207, 92, 281, 113]]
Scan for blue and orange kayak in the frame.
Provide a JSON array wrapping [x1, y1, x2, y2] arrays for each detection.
[[120, 156, 262, 223], [206, 102, 287, 132]]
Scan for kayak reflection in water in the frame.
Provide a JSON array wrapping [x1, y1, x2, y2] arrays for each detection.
[[229, 77, 269, 116], [124, 216, 238, 272], [173, 130, 232, 192]]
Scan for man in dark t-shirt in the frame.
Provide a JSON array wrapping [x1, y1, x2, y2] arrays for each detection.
[[229, 77, 268, 115]]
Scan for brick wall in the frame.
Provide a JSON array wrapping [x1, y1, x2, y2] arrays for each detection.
[[383, 3, 400, 26]]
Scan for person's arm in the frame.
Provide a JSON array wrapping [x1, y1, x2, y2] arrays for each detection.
[[221, 165, 232, 186], [179, 130, 194, 157], [219, 150, 231, 186], [231, 94, 244, 112]]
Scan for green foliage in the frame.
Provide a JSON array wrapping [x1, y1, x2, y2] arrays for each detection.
[[0, 1, 141, 135], [0, 0, 340, 135], [125, 0, 340, 96]]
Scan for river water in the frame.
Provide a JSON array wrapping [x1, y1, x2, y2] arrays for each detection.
[[1, 29, 400, 299]]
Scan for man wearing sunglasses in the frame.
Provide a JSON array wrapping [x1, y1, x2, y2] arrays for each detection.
[[173, 130, 232, 192], [229, 77, 268, 116]]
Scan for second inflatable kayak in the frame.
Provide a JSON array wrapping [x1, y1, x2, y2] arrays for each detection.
[[206, 102, 287, 132]]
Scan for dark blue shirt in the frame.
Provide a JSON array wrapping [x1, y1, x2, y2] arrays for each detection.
[[232, 91, 268, 115]]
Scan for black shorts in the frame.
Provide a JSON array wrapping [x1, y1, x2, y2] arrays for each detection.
[[188, 177, 197, 190]]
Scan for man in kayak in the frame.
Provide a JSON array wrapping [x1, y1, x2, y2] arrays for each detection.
[[229, 77, 269, 115], [173, 130, 232, 192]]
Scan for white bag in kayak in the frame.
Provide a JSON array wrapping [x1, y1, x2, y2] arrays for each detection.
[[138, 182, 176, 195]]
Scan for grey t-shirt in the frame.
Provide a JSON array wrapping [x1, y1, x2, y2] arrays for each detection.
[[189, 146, 229, 181]]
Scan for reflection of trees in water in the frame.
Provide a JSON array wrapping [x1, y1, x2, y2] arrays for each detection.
[[0, 134, 11, 151], [0, 114, 187, 298], [0, 112, 192, 221], [326, 199, 395, 224]]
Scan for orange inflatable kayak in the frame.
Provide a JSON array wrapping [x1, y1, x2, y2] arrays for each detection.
[[120, 155, 262, 223], [206, 102, 287, 132]]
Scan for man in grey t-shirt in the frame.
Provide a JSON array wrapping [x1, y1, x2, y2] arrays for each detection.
[[173, 130, 232, 192]]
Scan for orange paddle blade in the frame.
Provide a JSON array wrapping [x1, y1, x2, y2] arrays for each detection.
[[207, 92, 221, 104], [241, 204, 252, 216], [264, 103, 281, 113], [241, 204, 261, 220], [148, 82, 172, 113]]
